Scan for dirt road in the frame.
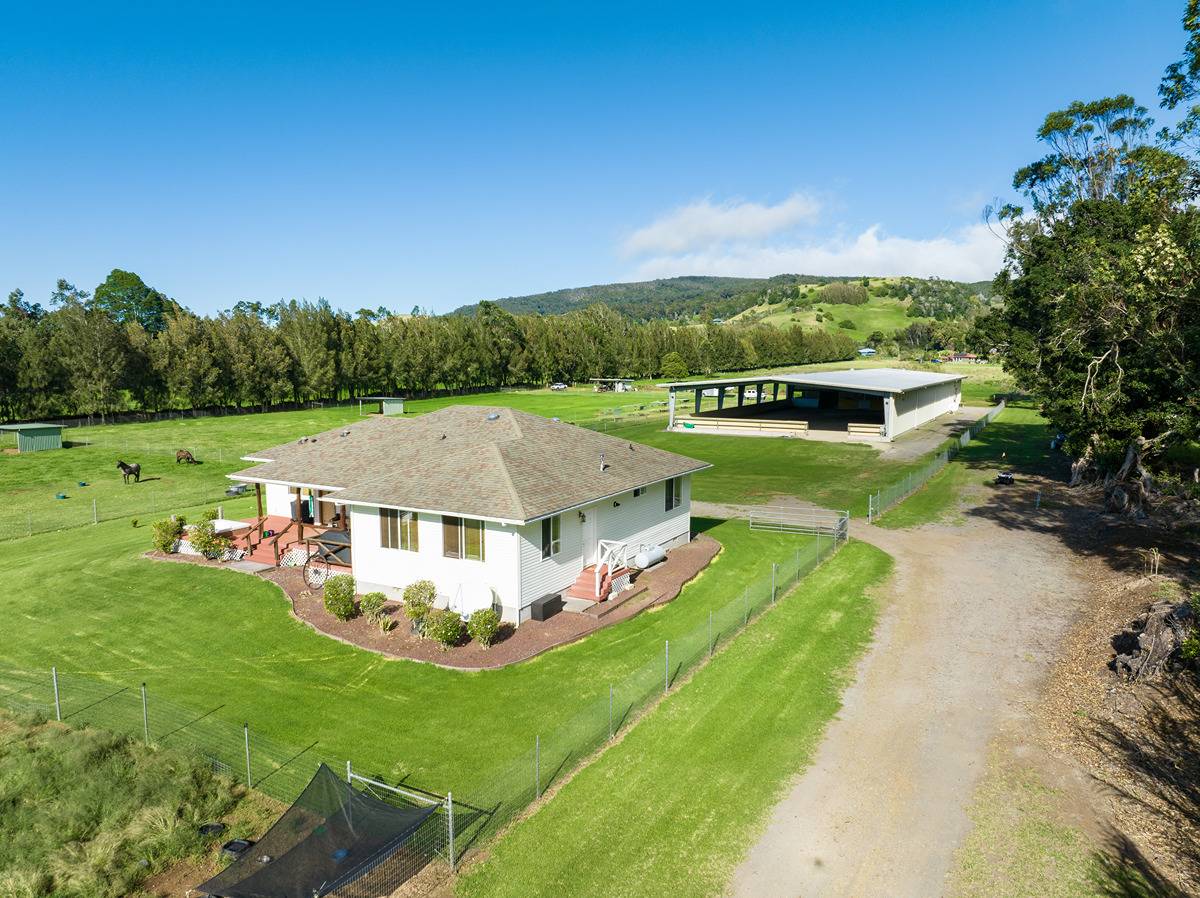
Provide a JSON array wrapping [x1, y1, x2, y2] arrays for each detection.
[[730, 497, 1090, 898]]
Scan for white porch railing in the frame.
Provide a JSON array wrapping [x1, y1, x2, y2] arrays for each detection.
[[594, 539, 630, 595]]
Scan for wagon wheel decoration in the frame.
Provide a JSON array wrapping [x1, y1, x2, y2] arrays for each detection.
[[303, 550, 331, 589]]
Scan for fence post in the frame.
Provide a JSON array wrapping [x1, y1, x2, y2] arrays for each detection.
[[346, 759, 353, 783], [707, 611, 713, 658], [534, 735, 540, 799], [608, 684, 614, 739], [243, 723, 252, 789], [743, 588, 749, 625], [447, 792, 456, 870], [92, 499, 97, 525], [141, 683, 149, 744], [27, 512, 32, 537], [664, 640, 669, 694], [52, 667, 61, 721], [771, 563, 777, 604]]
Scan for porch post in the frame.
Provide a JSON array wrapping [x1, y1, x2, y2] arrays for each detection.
[[694, 388, 701, 415], [772, 382, 780, 402], [716, 388, 725, 411], [737, 384, 745, 407], [255, 483, 264, 524]]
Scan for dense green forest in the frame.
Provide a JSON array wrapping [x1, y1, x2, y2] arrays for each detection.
[[0, 271, 860, 422]]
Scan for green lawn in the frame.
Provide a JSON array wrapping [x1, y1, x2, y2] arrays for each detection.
[[0, 512, 819, 803], [876, 403, 1060, 529], [457, 541, 890, 898]]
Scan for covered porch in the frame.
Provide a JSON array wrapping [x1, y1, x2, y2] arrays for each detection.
[[230, 481, 355, 570]]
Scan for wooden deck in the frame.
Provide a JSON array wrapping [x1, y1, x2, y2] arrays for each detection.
[[231, 515, 350, 568]]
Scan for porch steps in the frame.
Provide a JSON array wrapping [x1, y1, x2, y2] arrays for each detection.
[[565, 565, 631, 602]]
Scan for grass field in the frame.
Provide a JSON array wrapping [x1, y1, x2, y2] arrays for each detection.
[[457, 541, 890, 898], [0, 710, 272, 898], [734, 294, 918, 336], [0, 510, 822, 802], [876, 403, 1059, 529]]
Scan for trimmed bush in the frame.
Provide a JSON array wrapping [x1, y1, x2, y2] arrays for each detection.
[[360, 592, 392, 632], [467, 608, 501, 649], [151, 517, 185, 553], [403, 580, 436, 634], [324, 575, 356, 621], [426, 608, 463, 651], [188, 519, 232, 560]]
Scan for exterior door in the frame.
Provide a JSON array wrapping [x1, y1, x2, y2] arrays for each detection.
[[582, 506, 599, 565]]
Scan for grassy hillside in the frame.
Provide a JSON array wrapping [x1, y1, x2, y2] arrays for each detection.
[[451, 273, 994, 323]]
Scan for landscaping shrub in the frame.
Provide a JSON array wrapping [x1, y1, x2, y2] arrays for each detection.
[[360, 591, 392, 632], [324, 575, 357, 621], [426, 608, 463, 650], [404, 580, 436, 634], [188, 519, 232, 560], [467, 608, 501, 648], [151, 517, 185, 553]]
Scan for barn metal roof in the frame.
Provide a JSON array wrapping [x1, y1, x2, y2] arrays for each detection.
[[660, 367, 964, 396]]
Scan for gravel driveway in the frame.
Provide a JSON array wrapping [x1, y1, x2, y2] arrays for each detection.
[[729, 492, 1089, 897]]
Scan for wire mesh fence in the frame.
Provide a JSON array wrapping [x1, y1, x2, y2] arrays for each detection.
[[866, 400, 1008, 523], [0, 520, 844, 893]]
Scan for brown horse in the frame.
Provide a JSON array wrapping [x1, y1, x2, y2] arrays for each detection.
[[117, 460, 141, 483], [176, 449, 196, 464]]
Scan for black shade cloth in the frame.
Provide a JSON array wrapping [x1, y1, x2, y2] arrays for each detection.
[[196, 764, 438, 898]]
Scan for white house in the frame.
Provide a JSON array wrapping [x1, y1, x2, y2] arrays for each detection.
[[229, 406, 710, 625]]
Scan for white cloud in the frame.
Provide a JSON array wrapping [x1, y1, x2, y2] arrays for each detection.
[[627, 222, 1005, 282], [621, 193, 821, 257]]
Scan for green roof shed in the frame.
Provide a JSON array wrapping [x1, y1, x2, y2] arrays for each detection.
[[0, 423, 64, 452]]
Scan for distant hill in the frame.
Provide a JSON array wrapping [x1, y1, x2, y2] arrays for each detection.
[[453, 274, 997, 322], [452, 274, 862, 321]]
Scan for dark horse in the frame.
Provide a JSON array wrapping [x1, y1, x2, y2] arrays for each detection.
[[175, 449, 196, 464], [117, 460, 141, 484]]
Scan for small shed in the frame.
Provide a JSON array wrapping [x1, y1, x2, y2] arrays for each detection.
[[358, 396, 406, 416], [0, 423, 64, 452], [589, 378, 636, 393]]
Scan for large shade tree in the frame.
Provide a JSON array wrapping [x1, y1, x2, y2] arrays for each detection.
[[993, 90, 1200, 513]]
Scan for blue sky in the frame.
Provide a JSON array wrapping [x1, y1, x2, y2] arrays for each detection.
[[0, 1, 1185, 314]]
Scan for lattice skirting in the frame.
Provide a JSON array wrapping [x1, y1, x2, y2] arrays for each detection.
[[280, 545, 319, 567], [173, 539, 245, 563]]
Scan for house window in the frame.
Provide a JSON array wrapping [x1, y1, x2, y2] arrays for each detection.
[[541, 515, 561, 559], [665, 477, 682, 512], [380, 508, 418, 551], [443, 516, 485, 561]]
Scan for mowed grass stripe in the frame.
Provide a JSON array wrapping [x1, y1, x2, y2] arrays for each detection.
[[456, 540, 890, 898]]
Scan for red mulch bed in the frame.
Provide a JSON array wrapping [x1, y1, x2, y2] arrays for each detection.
[[253, 534, 721, 670]]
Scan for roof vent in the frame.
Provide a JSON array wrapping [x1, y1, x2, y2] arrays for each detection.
[[341, 430, 350, 437], [599, 450, 607, 472], [298, 437, 308, 444], [551, 417, 560, 423], [486, 412, 500, 421]]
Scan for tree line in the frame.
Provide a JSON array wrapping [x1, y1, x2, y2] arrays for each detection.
[[0, 270, 858, 422]]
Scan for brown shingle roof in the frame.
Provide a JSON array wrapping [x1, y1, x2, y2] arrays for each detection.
[[229, 406, 709, 523]]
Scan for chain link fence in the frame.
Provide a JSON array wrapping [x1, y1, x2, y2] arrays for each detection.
[[866, 399, 1008, 523], [0, 517, 843, 893]]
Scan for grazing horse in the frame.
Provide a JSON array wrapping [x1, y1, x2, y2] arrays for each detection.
[[176, 449, 196, 464], [117, 460, 141, 484]]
